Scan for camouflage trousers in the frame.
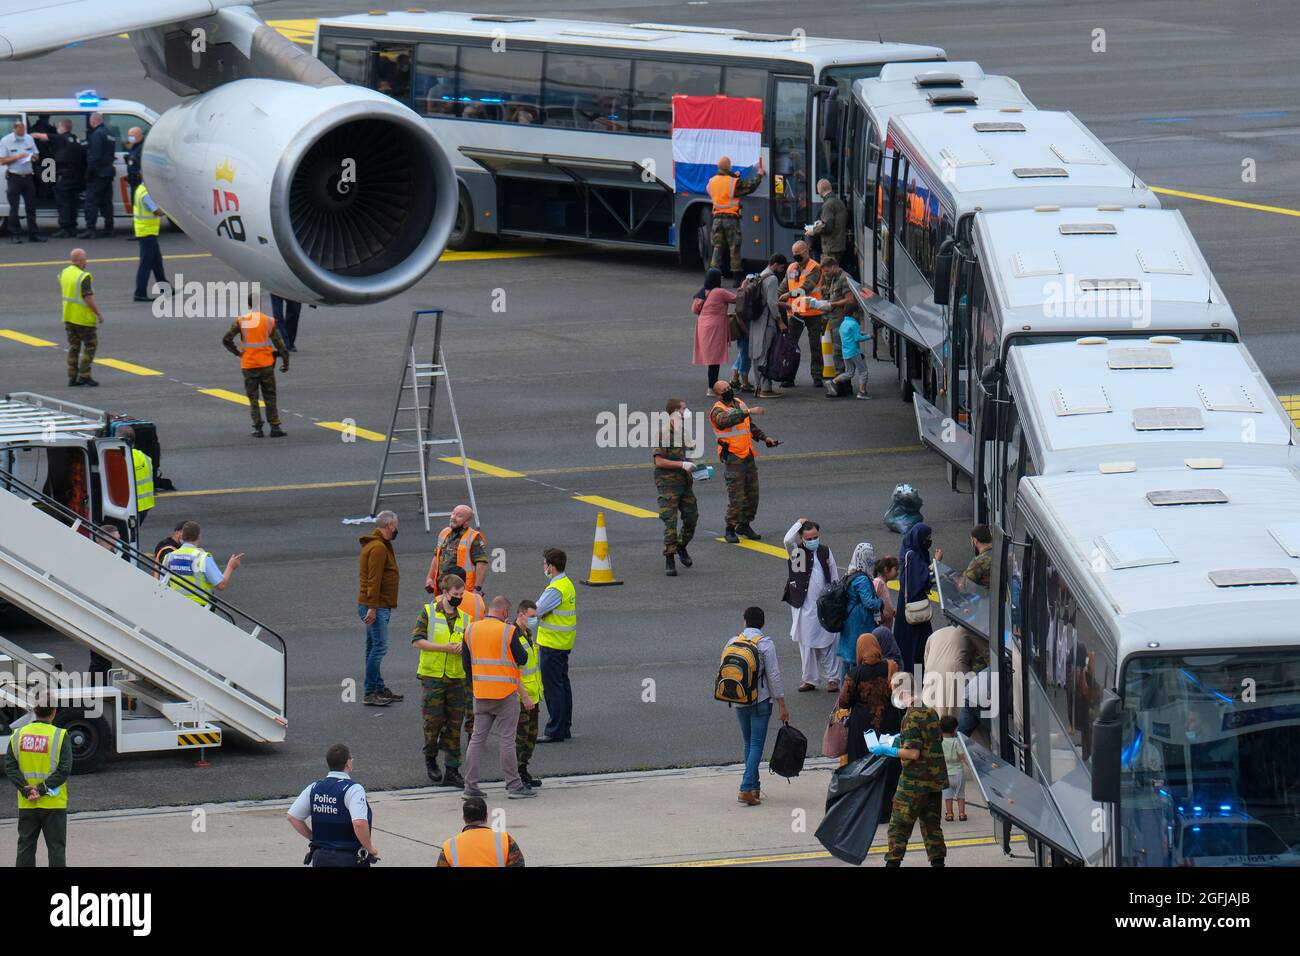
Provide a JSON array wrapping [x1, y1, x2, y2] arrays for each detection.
[[709, 214, 743, 273], [421, 675, 467, 767], [656, 482, 698, 556], [516, 704, 540, 771], [64, 323, 96, 380], [242, 366, 281, 428], [723, 454, 759, 529], [885, 787, 946, 862]]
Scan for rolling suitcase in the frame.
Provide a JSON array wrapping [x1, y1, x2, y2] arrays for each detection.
[[759, 329, 802, 384]]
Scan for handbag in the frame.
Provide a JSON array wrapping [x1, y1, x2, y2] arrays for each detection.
[[821, 708, 850, 758], [903, 553, 932, 625]]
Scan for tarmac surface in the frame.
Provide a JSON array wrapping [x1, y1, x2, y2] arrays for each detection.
[[1, 0, 1298, 830]]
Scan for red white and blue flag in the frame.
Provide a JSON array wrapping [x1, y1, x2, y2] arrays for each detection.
[[671, 94, 763, 195]]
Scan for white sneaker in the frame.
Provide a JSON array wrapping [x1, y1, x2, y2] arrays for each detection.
[[855, 392, 871, 400]]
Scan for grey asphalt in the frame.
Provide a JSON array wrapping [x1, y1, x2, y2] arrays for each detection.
[[1, 0, 1297, 816]]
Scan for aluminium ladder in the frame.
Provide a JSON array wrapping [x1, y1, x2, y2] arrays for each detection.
[[369, 309, 478, 532]]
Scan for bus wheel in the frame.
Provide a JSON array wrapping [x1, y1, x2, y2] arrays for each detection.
[[447, 187, 491, 252], [56, 710, 112, 775], [680, 206, 710, 269]]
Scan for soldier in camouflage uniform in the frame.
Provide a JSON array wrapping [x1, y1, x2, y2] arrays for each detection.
[[410, 573, 471, 789], [709, 380, 777, 543], [963, 524, 994, 588], [59, 249, 103, 387], [513, 600, 544, 789], [707, 156, 765, 285], [222, 308, 290, 437], [653, 398, 701, 577], [878, 683, 949, 866]]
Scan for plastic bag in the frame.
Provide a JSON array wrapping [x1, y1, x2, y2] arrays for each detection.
[[814, 754, 892, 865], [883, 482, 924, 534]]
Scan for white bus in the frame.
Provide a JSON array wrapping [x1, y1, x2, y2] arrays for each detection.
[[976, 463, 1300, 866], [312, 11, 943, 264]]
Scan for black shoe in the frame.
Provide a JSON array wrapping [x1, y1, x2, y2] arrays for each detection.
[[251, 426, 265, 438], [738, 524, 761, 540], [665, 554, 677, 577], [28, 233, 46, 243], [930, 856, 945, 868], [884, 859, 902, 868], [781, 380, 797, 388], [676, 544, 693, 567], [440, 767, 465, 789], [9, 236, 19, 244], [287, 345, 297, 352], [269, 426, 287, 438], [76, 230, 94, 239], [68, 377, 81, 387], [133, 295, 152, 302], [813, 379, 824, 387], [51, 230, 71, 239], [520, 768, 543, 788], [425, 759, 443, 785], [81, 378, 98, 387], [724, 527, 739, 544]]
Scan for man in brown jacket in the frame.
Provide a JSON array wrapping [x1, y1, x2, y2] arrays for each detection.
[[358, 510, 402, 706]]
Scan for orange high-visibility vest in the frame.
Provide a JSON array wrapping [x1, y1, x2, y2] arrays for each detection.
[[467, 618, 521, 700], [463, 591, 485, 623], [707, 173, 740, 216], [434, 527, 485, 592], [712, 399, 754, 460], [788, 259, 823, 317], [442, 826, 509, 867], [238, 312, 277, 369]]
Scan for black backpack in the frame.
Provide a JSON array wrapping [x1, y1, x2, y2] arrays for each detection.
[[769, 721, 808, 779], [816, 571, 860, 633], [734, 279, 765, 326]]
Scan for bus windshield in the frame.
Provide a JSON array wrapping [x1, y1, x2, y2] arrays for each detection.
[[1118, 651, 1300, 866]]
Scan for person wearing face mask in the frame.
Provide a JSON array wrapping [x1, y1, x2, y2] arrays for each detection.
[[124, 127, 143, 240], [782, 518, 840, 692], [410, 572, 472, 787], [513, 600, 544, 789], [358, 510, 402, 707], [870, 676, 948, 867], [710, 379, 778, 544], [778, 240, 825, 386], [653, 397, 700, 577], [535, 548, 576, 743]]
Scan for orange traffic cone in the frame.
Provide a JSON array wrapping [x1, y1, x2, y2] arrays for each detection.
[[821, 323, 838, 381], [581, 511, 624, 587]]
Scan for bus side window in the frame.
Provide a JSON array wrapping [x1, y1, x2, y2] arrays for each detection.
[[544, 54, 632, 131], [458, 46, 543, 122], [723, 67, 767, 115], [328, 41, 371, 87], [631, 60, 721, 136], [415, 43, 458, 116]]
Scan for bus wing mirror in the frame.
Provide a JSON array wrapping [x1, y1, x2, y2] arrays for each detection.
[[1090, 690, 1123, 803], [932, 238, 956, 306], [820, 96, 843, 143]]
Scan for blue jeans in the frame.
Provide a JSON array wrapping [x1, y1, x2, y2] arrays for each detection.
[[733, 334, 752, 376], [735, 699, 773, 792], [358, 604, 390, 695]]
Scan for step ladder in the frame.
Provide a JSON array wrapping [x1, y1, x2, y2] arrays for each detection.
[[370, 309, 478, 533]]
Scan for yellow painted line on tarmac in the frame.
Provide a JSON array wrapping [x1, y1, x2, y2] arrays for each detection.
[[93, 357, 162, 376], [717, 537, 790, 559], [440, 456, 526, 478], [198, 387, 264, 409], [0, 253, 213, 269], [573, 494, 658, 518], [1152, 185, 1300, 219], [655, 833, 1026, 867], [0, 329, 56, 347], [316, 421, 387, 442]]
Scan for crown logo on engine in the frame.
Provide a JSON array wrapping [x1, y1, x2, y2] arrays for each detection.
[[215, 159, 236, 183]]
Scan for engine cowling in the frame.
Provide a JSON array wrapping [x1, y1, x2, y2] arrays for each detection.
[[142, 79, 457, 306]]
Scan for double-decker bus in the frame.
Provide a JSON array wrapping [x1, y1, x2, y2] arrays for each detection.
[[312, 11, 943, 264]]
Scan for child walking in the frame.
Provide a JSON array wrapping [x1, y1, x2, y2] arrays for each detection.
[[940, 714, 969, 822]]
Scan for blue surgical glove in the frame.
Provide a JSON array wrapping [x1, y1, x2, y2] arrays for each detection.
[[868, 742, 899, 758]]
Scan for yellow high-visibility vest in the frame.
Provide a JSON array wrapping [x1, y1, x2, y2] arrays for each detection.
[[11, 722, 68, 810], [417, 604, 470, 680], [132, 448, 155, 511], [133, 183, 162, 237], [536, 574, 577, 651], [59, 265, 95, 327]]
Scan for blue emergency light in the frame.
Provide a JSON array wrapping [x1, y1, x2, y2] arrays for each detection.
[[76, 89, 100, 108]]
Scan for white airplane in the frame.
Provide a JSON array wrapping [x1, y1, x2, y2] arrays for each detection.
[[0, 0, 457, 305]]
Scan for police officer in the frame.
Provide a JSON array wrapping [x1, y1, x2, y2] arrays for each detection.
[[410, 571, 472, 789], [116, 426, 154, 526], [59, 248, 104, 388], [287, 743, 379, 867], [5, 702, 72, 867], [161, 521, 242, 607], [222, 294, 290, 438], [46, 119, 84, 239], [78, 112, 116, 239], [1, 120, 46, 243], [124, 127, 143, 211], [653, 397, 700, 577], [871, 680, 948, 867], [709, 379, 777, 543], [131, 179, 167, 302], [707, 155, 764, 286]]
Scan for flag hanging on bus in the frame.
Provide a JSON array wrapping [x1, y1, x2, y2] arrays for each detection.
[[671, 95, 763, 195]]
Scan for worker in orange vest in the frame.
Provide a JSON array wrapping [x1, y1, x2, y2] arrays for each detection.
[[437, 795, 524, 867], [706, 155, 765, 286], [460, 595, 537, 799], [710, 379, 778, 543], [222, 293, 290, 438], [779, 240, 828, 385], [425, 504, 489, 597]]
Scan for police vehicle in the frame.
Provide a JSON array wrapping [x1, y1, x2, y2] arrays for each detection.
[[0, 92, 159, 226]]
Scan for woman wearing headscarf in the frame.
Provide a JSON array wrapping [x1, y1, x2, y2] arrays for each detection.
[[692, 267, 735, 394], [895, 522, 941, 675], [872, 624, 903, 669], [837, 543, 883, 672], [836, 632, 900, 764]]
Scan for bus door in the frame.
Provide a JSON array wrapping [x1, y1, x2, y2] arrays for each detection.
[[769, 76, 811, 257], [914, 234, 975, 479], [93, 437, 138, 550]]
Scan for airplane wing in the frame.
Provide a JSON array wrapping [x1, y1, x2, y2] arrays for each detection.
[[0, 0, 276, 59]]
